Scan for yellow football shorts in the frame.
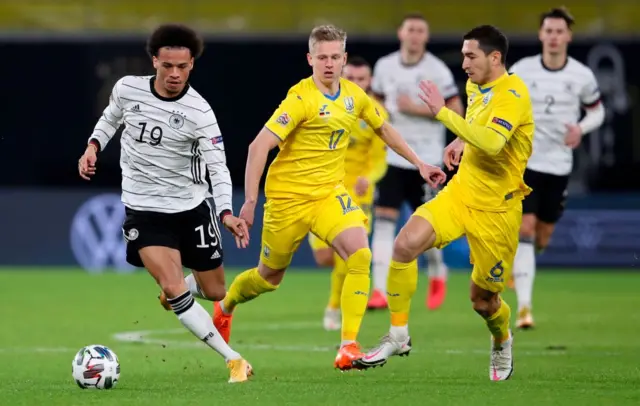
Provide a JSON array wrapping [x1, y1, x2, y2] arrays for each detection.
[[414, 184, 522, 293], [261, 184, 368, 269], [307, 184, 373, 251]]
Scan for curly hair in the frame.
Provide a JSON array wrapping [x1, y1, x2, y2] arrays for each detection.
[[146, 24, 204, 59]]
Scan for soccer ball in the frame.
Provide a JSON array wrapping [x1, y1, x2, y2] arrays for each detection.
[[71, 344, 120, 389]]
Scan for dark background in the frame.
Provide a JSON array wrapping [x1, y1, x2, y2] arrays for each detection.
[[1, 37, 637, 193]]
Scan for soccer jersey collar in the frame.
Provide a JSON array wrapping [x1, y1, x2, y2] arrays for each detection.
[[149, 76, 190, 102], [311, 76, 342, 101], [477, 72, 508, 94]]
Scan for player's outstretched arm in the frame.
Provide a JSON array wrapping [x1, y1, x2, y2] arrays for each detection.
[[374, 122, 446, 187], [87, 78, 126, 153], [240, 128, 281, 227], [194, 111, 233, 219], [374, 122, 422, 169], [79, 78, 126, 180], [419, 80, 520, 156]]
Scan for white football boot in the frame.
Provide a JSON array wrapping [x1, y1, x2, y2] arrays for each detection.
[[490, 330, 514, 381], [353, 333, 412, 369], [323, 308, 341, 331]]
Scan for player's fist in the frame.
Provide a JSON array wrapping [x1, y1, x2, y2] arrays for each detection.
[[418, 80, 445, 116], [223, 215, 250, 249], [443, 138, 465, 170], [418, 162, 447, 188], [239, 200, 257, 230], [355, 176, 370, 196], [564, 123, 583, 149], [78, 144, 98, 181]]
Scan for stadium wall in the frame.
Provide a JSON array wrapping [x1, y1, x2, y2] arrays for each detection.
[[0, 189, 638, 271]]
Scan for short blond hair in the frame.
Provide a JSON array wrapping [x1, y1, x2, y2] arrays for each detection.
[[308, 24, 347, 52]]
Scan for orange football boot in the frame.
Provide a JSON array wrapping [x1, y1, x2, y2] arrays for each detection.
[[158, 292, 171, 311], [334, 342, 365, 371], [213, 301, 233, 343]]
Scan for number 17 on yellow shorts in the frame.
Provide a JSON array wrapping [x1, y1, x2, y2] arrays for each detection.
[[261, 185, 368, 270]]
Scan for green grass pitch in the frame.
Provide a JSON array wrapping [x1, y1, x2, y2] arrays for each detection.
[[1, 268, 639, 405]]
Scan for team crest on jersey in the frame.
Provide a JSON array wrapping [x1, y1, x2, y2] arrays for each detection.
[[169, 113, 185, 129], [276, 112, 290, 126], [344, 96, 355, 113]]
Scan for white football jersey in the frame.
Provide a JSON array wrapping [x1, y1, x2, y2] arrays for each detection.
[[510, 55, 601, 176], [88, 75, 232, 215], [372, 51, 458, 169]]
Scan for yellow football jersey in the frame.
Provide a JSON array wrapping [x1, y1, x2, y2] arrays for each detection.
[[448, 72, 534, 211], [343, 97, 388, 190], [264, 77, 386, 200]]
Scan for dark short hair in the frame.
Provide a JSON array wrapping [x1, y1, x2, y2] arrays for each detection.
[[400, 12, 427, 26], [463, 25, 509, 64], [346, 55, 370, 69], [540, 7, 575, 29], [146, 24, 204, 59]]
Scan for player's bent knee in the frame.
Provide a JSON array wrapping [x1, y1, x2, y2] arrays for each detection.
[[346, 248, 372, 275], [258, 261, 287, 287], [392, 235, 416, 263], [392, 219, 434, 262], [199, 284, 226, 302], [470, 283, 500, 318]]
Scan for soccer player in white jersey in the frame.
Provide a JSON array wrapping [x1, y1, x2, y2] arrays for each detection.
[[369, 13, 464, 310], [77, 24, 254, 383], [509, 8, 605, 329]]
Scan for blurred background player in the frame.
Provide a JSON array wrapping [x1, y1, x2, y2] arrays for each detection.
[[77, 24, 252, 383], [307, 56, 388, 331], [212, 25, 445, 371], [509, 7, 604, 329], [357, 25, 533, 381], [369, 13, 464, 311]]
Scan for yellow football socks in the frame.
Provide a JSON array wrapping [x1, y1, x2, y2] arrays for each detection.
[[387, 259, 418, 326], [486, 298, 511, 343], [222, 267, 277, 313], [340, 248, 372, 341], [328, 252, 347, 310]]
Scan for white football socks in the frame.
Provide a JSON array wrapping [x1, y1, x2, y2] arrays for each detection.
[[390, 325, 409, 341], [167, 291, 240, 362], [184, 273, 206, 299], [513, 240, 535, 310], [425, 248, 447, 279], [371, 218, 396, 293]]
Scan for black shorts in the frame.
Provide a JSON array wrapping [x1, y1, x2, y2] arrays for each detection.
[[522, 169, 570, 224], [122, 199, 224, 271], [375, 165, 437, 211]]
